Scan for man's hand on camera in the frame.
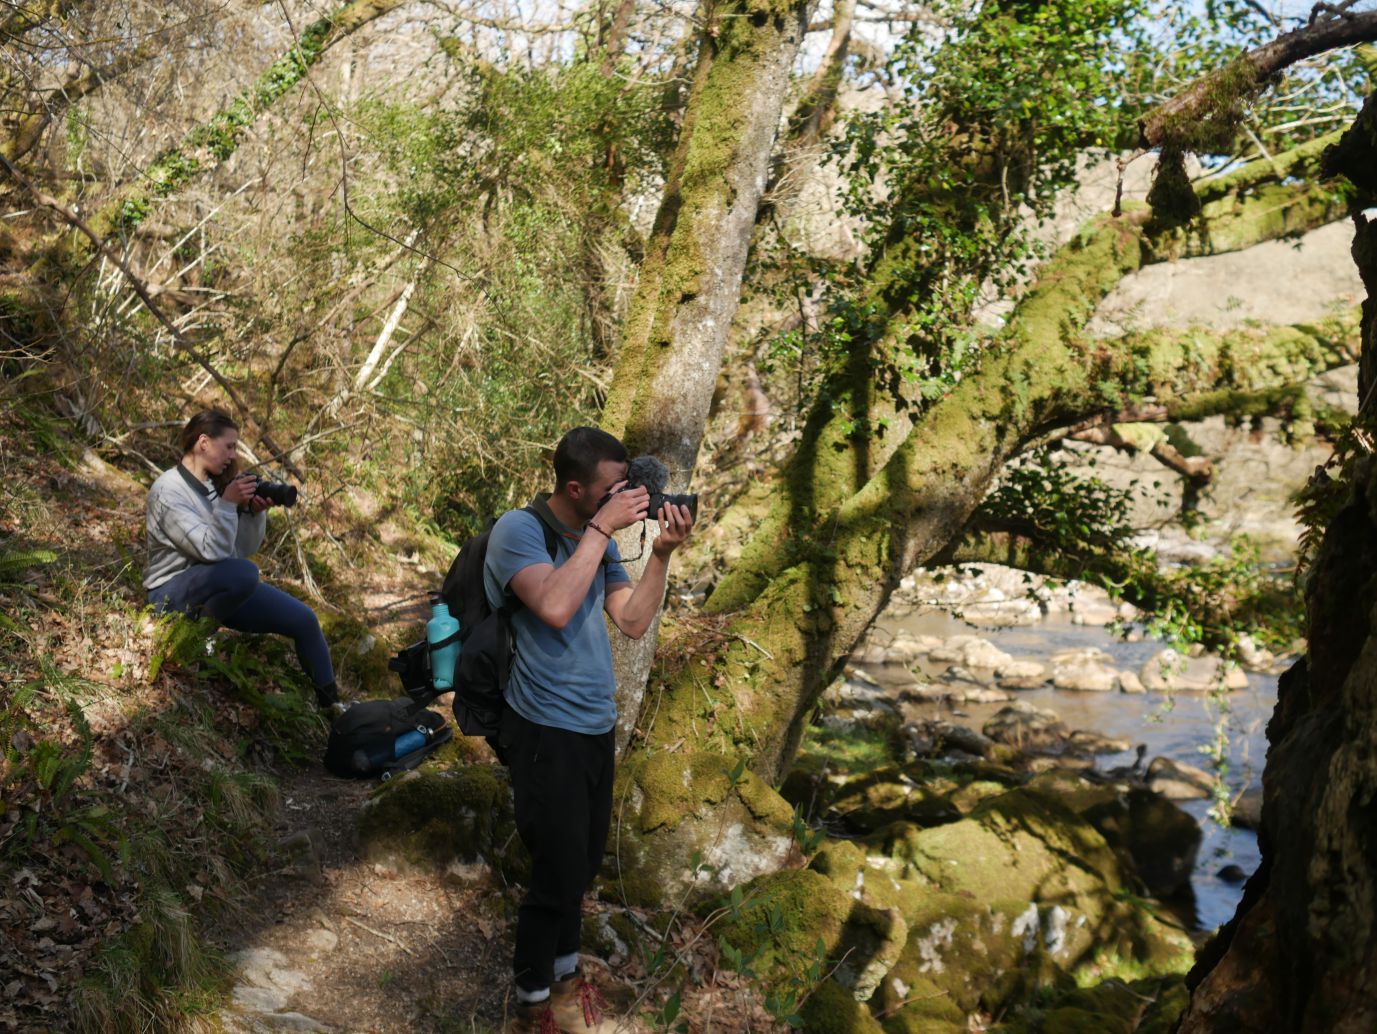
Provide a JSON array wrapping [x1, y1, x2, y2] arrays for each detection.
[[223, 474, 258, 506], [596, 482, 650, 532], [652, 503, 694, 558], [248, 494, 272, 513]]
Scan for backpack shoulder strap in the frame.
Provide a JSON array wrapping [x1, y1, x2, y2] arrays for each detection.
[[521, 505, 560, 563]]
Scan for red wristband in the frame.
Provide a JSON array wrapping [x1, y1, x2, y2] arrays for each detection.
[[586, 520, 612, 539]]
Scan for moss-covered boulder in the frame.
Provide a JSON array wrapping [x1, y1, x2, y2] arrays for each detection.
[[713, 868, 908, 1017], [355, 766, 524, 878], [610, 750, 797, 907], [826, 766, 964, 832], [992, 975, 1190, 1033], [799, 976, 888, 1033], [1024, 769, 1201, 898], [860, 790, 1193, 1029]]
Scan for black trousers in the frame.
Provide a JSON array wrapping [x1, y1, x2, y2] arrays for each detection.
[[499, 706, 615, 992]]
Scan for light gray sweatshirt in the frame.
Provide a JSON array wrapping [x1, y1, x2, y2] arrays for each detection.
[[144, 463, 267, 590]]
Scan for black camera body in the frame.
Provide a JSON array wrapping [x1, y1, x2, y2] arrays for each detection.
[[646, 490, 697, 521], [237, 473, 298, 508]]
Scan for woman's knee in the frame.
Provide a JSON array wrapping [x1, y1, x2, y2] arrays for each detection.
[[217, 558, 260, 599]]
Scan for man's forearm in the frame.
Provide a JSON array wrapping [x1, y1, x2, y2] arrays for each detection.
[[616, 550, 671, 639], [525, 531, 610, 628]]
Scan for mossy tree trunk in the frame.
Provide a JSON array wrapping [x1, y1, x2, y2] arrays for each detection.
[[1174, 90, 1377, 1034], [596, 0, 813, 750]]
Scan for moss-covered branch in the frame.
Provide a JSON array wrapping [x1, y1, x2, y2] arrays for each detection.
[[89, 0, 407, 239], [655, 217, 1360, 786], [1194, 129, 1343, 205], [1140, 11, 1377, 152], [706, 175, 1345, 616]]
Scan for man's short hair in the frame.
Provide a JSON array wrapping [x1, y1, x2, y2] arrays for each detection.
[[553, 427, 627, 490]]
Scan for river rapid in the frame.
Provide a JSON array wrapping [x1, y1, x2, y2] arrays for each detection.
[[862, 606, 1274, 933]]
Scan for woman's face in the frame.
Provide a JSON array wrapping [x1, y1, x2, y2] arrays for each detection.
[[197, 429, 239, 475]]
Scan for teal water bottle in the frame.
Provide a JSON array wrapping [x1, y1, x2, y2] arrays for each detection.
[[427, 593, 461, 691]]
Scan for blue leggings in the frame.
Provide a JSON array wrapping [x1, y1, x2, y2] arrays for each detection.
[[148, 559, 334, 689]]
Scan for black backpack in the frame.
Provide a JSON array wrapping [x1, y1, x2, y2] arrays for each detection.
[[439, 506, 558, 740], [324, 698, 453, 780]]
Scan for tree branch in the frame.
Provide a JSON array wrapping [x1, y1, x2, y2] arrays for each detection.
[[1140, 9, 1377, 150]]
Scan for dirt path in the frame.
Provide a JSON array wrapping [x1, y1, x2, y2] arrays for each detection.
[[208, 764, 520, 1034]]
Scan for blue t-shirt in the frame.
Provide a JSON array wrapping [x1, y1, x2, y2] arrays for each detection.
[[483, 508, 629, 734]]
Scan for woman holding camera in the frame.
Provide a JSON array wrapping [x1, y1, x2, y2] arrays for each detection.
[[144, 410, 339, 710]]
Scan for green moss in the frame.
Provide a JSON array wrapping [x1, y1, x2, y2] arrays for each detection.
[[318, 611, 395, 698], [715, 869, 852, 978], [622, 752, 734, 833], [799, 977, 885, 1033], [356, 766, 523, 877]]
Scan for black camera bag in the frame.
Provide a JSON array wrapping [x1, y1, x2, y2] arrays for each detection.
[[324, 698, 452, 780]]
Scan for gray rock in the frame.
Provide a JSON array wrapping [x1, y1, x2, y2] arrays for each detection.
[[1230, 787, 1263, 830], [1218, 864, 1248, 884], [1146, 756, 1215, 800], [952, 686, 1014, 705], [959, 639, 1015, 670], [302, 928, 338, 954], [927, 635, 988, 664], [1140, 649, 1250, 693], [232, 986, 291, 1014], [931, 721, 999, 758], [1066, 730, 1133, 755], [983, 702, 1068, 751], [1051, 658, 1120, 692], [999, 674, 1050, 691], [1116, 669, 1146, 694], [995, 659, 1046, 681]]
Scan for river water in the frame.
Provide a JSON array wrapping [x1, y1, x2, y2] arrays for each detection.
[[866, 608, 1275, 933]]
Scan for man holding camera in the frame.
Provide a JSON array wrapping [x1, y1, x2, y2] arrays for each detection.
[[485, 427, 694, 1034]]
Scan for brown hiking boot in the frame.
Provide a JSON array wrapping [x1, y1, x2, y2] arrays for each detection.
[[503, 1001, 562, 1034], [550, 974, 638, 1033]]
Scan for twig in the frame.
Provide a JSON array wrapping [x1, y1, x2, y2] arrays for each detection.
[[729, 633, 774, 660], [343, 915, 416, 956]]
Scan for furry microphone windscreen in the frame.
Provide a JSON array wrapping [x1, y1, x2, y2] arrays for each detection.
[[627, 455, 670, 494]]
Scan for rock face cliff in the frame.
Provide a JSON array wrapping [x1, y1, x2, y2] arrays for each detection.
[[1177, 92, 1377, 1034]]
